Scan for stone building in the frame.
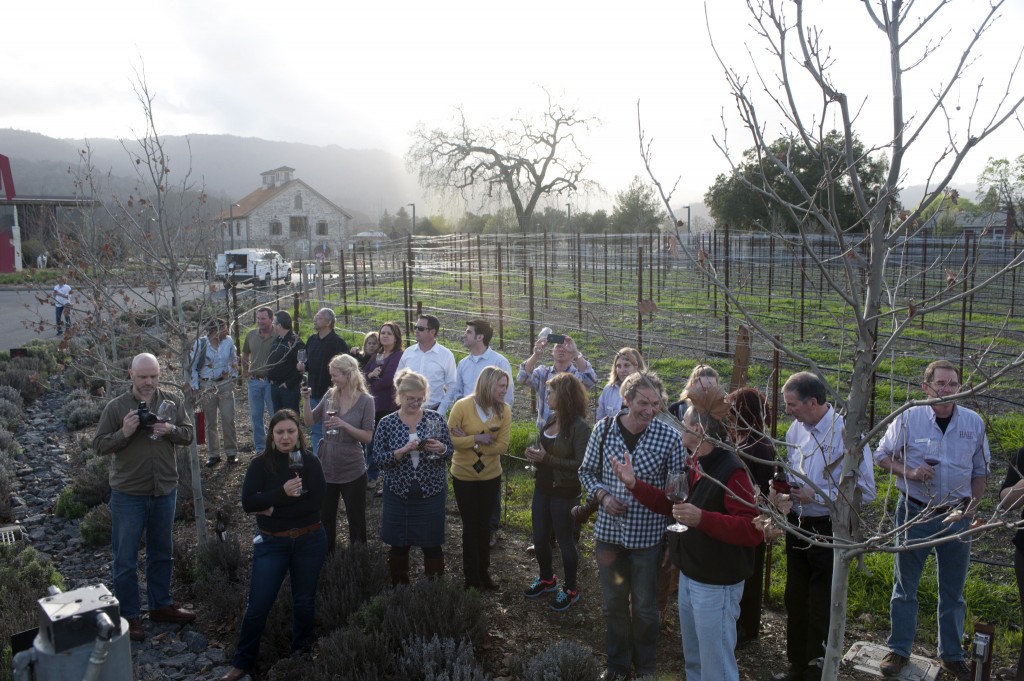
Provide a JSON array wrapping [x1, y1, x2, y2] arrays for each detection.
[[214, 166, 353, 260]]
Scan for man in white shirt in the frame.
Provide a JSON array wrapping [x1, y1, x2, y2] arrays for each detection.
[[397, 314, 456, 411], [191, 318, 238, 466], [773, 372, 875, 681], [874, 360, 989, 681], [53, 275, 71, 335]]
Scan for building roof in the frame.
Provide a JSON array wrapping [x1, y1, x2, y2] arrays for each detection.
[[213, 178, 352, 221], [260, 166, 295, 176]]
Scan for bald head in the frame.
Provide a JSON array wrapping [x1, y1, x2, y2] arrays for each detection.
[[129, 353, 160, 401]]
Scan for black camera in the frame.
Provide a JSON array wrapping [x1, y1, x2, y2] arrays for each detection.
[[136, 401, 158, 428], [547, 333, 566, 345]]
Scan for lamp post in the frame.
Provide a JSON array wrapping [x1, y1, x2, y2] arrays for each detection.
[[685, 204, 691, 234], [228, 203, 235, 249], [407, 203, 416, 236]]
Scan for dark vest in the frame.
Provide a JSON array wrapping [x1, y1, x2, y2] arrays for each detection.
[[668, 447, 755, 586]]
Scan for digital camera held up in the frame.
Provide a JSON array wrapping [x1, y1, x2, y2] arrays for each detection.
[[136, 401, 158, 428]]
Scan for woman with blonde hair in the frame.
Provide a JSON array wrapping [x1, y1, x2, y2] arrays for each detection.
[[596, 347, 646, 421], [371, 369, 453, 584], [668, 364, 721, 422], [448, 366, 512, 590], [301, 353, 374, 551]]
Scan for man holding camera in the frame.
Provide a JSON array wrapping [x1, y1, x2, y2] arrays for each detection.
[[517, 331, 597, 432], [93, 353, 196, 643]]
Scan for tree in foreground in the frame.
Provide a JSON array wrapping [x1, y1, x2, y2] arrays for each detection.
[[406, 93, 596, 233], [644, 2, 1024, 679]]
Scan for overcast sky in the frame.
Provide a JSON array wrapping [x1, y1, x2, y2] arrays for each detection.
[[4, 0, 1022, 215]]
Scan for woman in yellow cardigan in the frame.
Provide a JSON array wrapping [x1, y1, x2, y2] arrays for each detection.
[[448, 366, 511, 590]]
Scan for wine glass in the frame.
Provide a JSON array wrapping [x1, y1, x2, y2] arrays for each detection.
[[665, 469, 690, 533], [325, 397, 339, 436], [524, 437, 541, 477], [149, 399, 176, 440], [288, 450, 306, 494], [422, 421, 442, 461], [296, 349, 307, 387]]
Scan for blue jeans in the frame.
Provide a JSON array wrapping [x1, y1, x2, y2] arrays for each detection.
[[247, 378, 273, 451], [678, 572, 743, 681], [271, 383, 300, 414], [596, 540, 662, 677], [531, 490, 578, 589], [308, 396, 323, 456], [233, 527, 327, 670], [109, 489, 176, 620], [888, 497, 972, 661]]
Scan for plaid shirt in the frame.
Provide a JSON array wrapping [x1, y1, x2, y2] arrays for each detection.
[[579, 415, 687, 549]]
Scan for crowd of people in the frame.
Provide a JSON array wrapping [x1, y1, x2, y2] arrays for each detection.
[[92, 308, 1005, 681]]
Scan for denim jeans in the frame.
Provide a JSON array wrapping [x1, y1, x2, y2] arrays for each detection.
[[247, 378, 274, 451], [109, 489, 176, 620], [271, 383, 300, 414], [678, 572, 743, 681], [531, 490, 579, 589], [888, 497, 971, 661], [233, 527, 327, 670], [596, 540, 662, 677], [308, 396, 323, 456]]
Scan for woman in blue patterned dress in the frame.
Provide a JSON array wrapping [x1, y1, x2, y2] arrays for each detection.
[[371, 369, 453, 585]]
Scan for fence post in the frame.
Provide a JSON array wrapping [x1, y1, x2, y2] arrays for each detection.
[[477, 234, 485, 315], [576, 231, 583, 331], [958, 235, 970, 378], [292, 293, 300, 337], [339, 250, 349, 325], [724, 221, 731, 354], [497, 244, 505, 350], [636, 247, 644, 355]]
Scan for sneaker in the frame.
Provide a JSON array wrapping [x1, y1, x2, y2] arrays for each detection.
[[523, 577, 557, 598], [939, 659, 970, 681], [206, 458, 221, 467], [880, 651, 908, 678], [227, 456, 237, 464], [550, 587, 580, 611]]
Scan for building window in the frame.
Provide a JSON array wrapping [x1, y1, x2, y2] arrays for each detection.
[[290, 216, 308, 236], [294, 193, 303, 210], [235, 222, 242, 236], [270, 220, 282, 236], [316, 221, 328, 236]]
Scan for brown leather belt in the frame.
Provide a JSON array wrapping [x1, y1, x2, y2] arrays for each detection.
[[906, 495, 969, 515], [260, 522, 322, 539]]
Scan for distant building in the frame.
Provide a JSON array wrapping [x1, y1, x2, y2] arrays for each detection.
[[214, 166, 353, 260], [919, 209, 1018, 245]]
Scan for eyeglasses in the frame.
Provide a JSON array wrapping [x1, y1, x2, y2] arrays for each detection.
[[929, 381, 960, 390], [413, 326, 430, 332]]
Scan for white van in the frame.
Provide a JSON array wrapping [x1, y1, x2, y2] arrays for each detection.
[[215, 249, 292, 287]]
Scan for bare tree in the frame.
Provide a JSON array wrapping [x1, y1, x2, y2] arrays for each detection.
[[52, 71, 225, 545], [406, 93, 597, 233], [642, 2, 1024, 678]]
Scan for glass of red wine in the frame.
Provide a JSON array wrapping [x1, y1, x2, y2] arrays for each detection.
[[665, 469, 690, 533], [149, 399, 176, 440], [325, 399, 339, 436], [288, 449, 306, 494]]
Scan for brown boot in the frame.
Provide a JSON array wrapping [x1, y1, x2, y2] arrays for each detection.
[[388, 553, 410, 586], [424, 555, 445, 579]]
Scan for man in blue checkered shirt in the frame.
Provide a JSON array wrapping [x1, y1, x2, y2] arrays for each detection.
[[579, 371, 686, 680]]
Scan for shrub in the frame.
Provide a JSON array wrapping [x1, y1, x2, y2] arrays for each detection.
[[397, 634, 490, 681], [522, 640, 601, 681], [70, 459, 110, 508], [0, 428, 17, 457], [0, 398, 23, 431], [79, 503, 112, 546], [0, 465, 12, 522], [316, 542, 391, 632], [312, 578, 487, 680], [0, 369, 45, 400], [0, 545, 65, 672], [186, 538, 246, 629], [64, 389, 104, 431], [0, 385, 23, 410], [54, 486, 87, 519]]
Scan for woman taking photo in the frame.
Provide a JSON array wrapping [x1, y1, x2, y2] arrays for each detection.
[[448, 366, 512, 591], [668, 364, 720, 422], [364, 322, 403, 492], [217, 410, 326, 681], [523, 373, 591, 611], [371, 369, 453, 585], [301, 353, 375, 551], [596, 347, 645, 421]]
